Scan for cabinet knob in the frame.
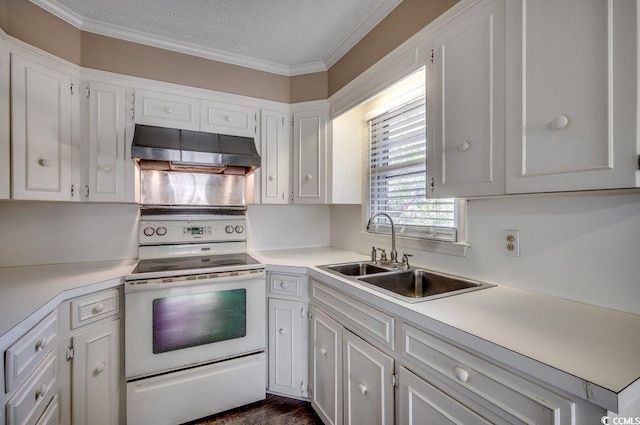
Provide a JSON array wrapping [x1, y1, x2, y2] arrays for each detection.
[[454, 366, 469, 383], [95, 361, 107, 374], [457, 140, 471, 152], [268, 175, 275, 181], [280, 281, 289, 289], [35, 384, 47, 399], [93, 303, 105, 314], [358, 384, 367, 395], [165, 107, 173, 114], [320, 347, 327, 357], [279, 328, 287, 336], [225, 116, 233, 122], [38, 158, 51, 167], [305, 174, 313, 181], [100, 165, 112, 173], [35, 338, 46, 351], [548, 114, 569, 130]]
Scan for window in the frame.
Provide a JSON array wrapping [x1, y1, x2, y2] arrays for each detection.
[[366, 94, 458, 242]]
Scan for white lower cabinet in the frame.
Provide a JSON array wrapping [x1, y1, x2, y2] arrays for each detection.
[[310, 306, 394, 425]]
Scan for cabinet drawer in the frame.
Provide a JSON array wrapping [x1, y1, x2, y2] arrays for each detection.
[[311, 280, 394, 350], [6, 350, 57, 425], [268, 273, 307, 299], [401, 323, 575, 425], [201, 101, 256, 137], [134, 89, 199, 131], [70, 288, 119, 329], [5, 311, 57, 394], [34, 394, 58, 425]]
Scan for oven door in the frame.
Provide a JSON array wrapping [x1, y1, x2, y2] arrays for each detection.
[[125, 271, 265, 379]]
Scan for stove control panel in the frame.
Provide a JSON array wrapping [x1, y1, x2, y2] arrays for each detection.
[[139, 219, 246, 244]]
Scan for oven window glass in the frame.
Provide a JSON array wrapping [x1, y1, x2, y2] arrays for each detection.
[[152, 289, 246, 354]]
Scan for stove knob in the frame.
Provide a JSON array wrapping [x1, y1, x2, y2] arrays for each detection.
[[156, 226, 167, 236], [235, 225, 244, 234], [143, 227, 155, 237], [225, 225, 234, 234]]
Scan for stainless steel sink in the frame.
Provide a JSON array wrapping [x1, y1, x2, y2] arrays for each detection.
[[358, 269, 492, 302], [323, 262, 391, 276], [319, 261, 493, 303]]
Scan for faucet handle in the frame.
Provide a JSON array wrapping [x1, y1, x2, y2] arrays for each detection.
[[402, 253, 413, 269], [379, 248, 387, 261]]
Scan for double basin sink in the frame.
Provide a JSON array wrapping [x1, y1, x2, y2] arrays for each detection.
[[318, 261, 493, 303]]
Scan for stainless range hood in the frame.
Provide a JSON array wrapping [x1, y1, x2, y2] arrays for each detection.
[[131, 124, 261, 175]]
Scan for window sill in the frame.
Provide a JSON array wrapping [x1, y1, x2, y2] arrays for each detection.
[[359, 231, 469, 257]]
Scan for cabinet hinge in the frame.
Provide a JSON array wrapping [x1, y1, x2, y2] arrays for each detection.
[[66, 346, 74, 361], [430, 49, 434, 64], [308, 385, 313, 398], [85, 185, 89, 198], [71, 184, 75, 197], [291, 117, 295, 127], [392, 372, 399, 388], [637, 154, 640, 170], [301, 307, 306, 318], [70, 83, 74, 95], [308, 311, 313, 320], [282, 117, 285, 126], [85, 87, 90, 98], [290, 191, 294, 202]]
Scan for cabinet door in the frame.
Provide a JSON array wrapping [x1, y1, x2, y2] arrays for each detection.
[[293, 105, 328, 204], [268, 298, 303, 397], [505, 0, 638, 193], [398, 367, 496, 425], [261, 109, 290, 204], [428, 0, 506, 197], [0, 43, 9, 199], [342, 330, 394, 425], [11, 52, 73, 201], [88, 82, 127, 202], [310, 306, 342, 425], [72, 319, 120, 425], [201, 100, 256, 137], [134, 89, 199, 131]]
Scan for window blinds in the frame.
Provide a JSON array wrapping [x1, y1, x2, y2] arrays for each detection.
[[367, 96, 457, 242]]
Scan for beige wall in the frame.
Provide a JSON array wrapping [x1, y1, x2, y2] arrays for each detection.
[[0, 0, 456, 101], [328, 0, 458, 96]]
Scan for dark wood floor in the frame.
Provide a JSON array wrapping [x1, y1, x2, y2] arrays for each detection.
[[186, 394, 324, 425]]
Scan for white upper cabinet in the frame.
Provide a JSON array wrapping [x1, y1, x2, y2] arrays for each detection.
[[87, 81, 128, 202], [292, 102, 329, 204], [201, 100, 257, 137], [427, 0, 506, 198], [505, 0, 639, 193], [11, 52, 74, 201], [261, 108, 290, 204], [134, 89, 200, 131], [0, 44, 9, 200]]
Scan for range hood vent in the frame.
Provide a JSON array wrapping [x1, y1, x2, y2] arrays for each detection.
[[131, 125, 260, 175]]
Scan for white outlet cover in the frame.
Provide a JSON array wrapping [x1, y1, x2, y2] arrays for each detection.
[[503, 229, 520, 257]]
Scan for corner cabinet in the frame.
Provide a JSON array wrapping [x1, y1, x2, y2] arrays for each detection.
[[427, 0, 506, 198], [261, 109, 291, 204], [292, 102, 329, 204], [10, 51, 75, 201], [505, 0, 639, 193]]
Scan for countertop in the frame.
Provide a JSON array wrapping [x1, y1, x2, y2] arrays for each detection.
[[1, 247, 639, 413]]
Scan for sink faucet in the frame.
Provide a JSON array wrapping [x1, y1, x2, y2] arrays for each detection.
[[367, 212, 398, 268]]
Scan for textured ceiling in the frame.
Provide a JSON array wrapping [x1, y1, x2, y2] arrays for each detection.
[[32, 0, 402, 75]]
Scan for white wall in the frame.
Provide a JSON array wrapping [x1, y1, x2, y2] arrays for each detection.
[[247, 204, 331, 251], [330, 191, 640, 315], [0, 202, 139, 267]]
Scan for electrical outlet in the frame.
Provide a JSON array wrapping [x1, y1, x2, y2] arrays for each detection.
[[503, 230, 520, 257]]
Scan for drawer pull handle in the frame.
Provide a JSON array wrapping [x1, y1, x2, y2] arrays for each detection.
[[358, 384, 367, 395], [38, 158, 51, 167], [93, 303, 105, 314], [35, 338, 46, 351], [95, 362, 107, 374], [280, 282, 289, 289], [320, 347, 327, 357], [454, 366, 469, 383], [165, 107, 173, 114], [279, 328, 287, 336], [548, 114, 569, 130], [35, 384, 47, 399], [225, 116, 233, 122]]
